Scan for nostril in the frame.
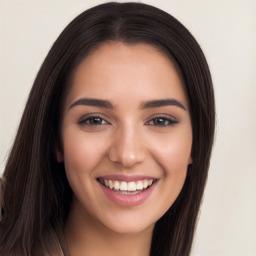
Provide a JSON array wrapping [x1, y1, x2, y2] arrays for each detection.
[[107, 128, 146, 167], [108, 149, 146, 167]]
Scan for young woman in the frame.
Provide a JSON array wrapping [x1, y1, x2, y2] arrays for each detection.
[[0, 2, 215, 256]]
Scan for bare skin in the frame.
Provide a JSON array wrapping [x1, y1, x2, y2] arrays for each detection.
[[65, 198, 153, 256], [58, 42, 192, 256]]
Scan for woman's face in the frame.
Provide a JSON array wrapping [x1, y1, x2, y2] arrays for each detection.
[[57, 42, 192, 234]]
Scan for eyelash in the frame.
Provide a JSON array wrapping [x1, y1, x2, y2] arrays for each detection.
[[77, 115, 110, 126], [77, 115, 178, 127], [145, 116, 178, 127]]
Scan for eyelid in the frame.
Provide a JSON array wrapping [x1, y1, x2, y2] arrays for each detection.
[[77, 113, 111, 125], [145, 113, 178, 126]]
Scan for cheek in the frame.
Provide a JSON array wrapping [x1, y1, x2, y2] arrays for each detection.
[[150, 129, 192, 173], [61, 128, 108, 180], [149, 129, 192, 204], [156, 140, 190, 189]]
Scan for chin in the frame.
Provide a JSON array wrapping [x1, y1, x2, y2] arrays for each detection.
[[96, 208, 159, 235]]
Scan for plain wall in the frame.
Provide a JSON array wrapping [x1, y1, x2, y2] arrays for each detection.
[[0, 0, 255, 255]]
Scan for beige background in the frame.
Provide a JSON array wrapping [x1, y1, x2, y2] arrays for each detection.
[[0, 0, 255, 255]]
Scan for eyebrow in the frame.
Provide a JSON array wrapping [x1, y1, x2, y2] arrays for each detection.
[[69, 98, 114, 109], [141, 99, 186, 110], [69, 98, 186, 111]]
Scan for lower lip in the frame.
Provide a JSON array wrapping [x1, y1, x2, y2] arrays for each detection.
[[99, 181, 157, 207]]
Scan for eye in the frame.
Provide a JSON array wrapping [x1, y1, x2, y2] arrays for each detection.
[[78, 116, 110, 126], [146, 116, 178, 127]]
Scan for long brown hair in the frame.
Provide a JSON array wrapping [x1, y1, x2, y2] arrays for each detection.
[[0, 2, 215, 256]]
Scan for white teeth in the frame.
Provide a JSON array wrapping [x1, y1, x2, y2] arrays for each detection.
[[100, 178, 155, 193], [108, 180, 114, 189], [143, 180, 148, 189], [136, 181, 143, 190], [113, 180, 120, 190], [127, 182, 137, 191], [120, 181, 127, 190]]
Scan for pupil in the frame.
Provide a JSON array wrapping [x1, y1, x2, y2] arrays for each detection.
[[154, 118, 164, 125], [92, 117, 101, 124]]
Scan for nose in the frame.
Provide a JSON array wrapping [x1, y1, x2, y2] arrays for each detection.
[[108, 125, 146, 168]]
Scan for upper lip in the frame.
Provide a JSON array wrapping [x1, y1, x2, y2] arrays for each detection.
[[97, 174, 157, 182]]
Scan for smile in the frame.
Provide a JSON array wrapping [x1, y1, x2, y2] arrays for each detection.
[[97, 178, 155, 195]]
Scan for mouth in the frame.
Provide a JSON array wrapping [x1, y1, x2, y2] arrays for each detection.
[[97, 178, 156, 195]]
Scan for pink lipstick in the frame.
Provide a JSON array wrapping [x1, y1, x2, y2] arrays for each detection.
[[97, 175, 157, 207]]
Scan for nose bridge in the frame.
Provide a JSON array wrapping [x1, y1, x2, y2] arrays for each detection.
[[108, 122, 146, 167]]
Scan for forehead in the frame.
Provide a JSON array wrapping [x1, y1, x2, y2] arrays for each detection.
[[65, 42, 188, 109]]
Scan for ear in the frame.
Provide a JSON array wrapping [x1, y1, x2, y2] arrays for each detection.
[[55, 146, 63, 162]]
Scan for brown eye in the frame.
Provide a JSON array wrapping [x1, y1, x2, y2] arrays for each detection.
[[88, 117, 104, 125], [78, 116, 110, 126], [146, 117, 178, 127], [153, 117, 167, 126]]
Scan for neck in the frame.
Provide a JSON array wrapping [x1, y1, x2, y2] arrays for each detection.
[[64, 201, 154, 256]]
